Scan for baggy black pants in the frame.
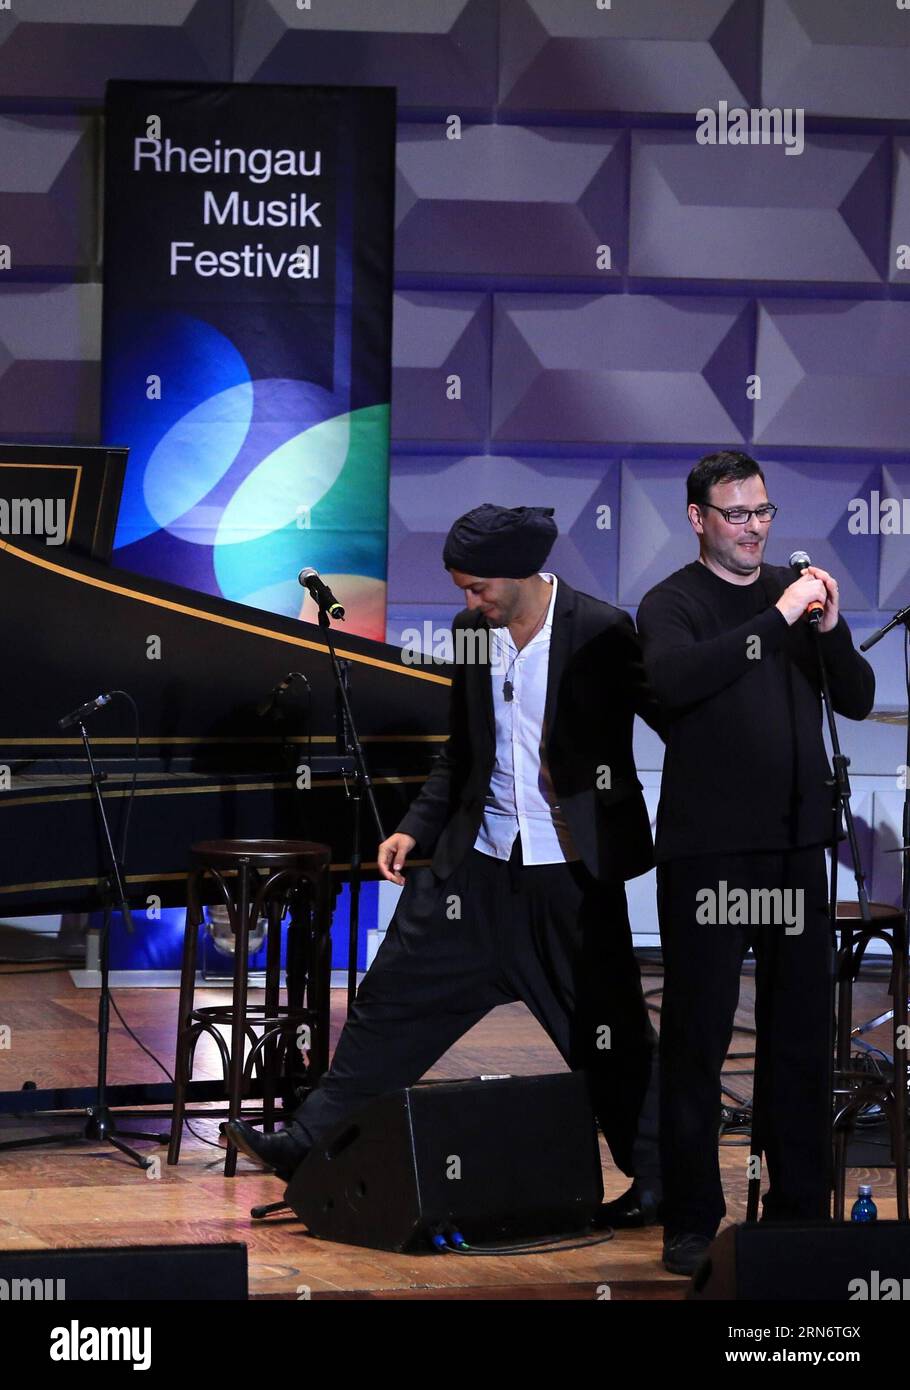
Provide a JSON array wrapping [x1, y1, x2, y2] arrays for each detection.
[[657, 847, 834, 1238], [291, 846, 661, 1186]]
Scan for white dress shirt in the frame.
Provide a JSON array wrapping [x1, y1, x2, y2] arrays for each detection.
[[474, 574, 580, 865]]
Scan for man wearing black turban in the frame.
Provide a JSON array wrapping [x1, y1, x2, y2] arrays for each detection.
[[229, 504, 664, 1228]]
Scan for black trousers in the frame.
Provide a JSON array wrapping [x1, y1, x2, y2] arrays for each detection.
[[291, 846, 660, 1186], [657, 847, 834, 1238]]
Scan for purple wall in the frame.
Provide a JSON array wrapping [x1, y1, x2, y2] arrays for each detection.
[[2, 0, 909, 920]]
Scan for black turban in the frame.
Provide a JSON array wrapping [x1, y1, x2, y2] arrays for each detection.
[[442, 504, 557, 579]]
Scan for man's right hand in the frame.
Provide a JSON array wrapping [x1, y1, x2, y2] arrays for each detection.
[[377, 832, 417, 886], [775, 574, 828, 627]]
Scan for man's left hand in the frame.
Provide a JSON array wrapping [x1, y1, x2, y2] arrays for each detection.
[[804, 565, 839, 633]]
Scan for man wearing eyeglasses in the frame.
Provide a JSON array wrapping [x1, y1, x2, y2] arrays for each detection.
[[636, 451, 874, 1275]]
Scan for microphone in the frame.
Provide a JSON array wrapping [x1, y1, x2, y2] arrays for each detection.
[[861, 603, 910, 653], [256, 675, 293, 719], [788, 550, 824, 625], [58, 693, 113, 730], [298, 567, 345, 620]]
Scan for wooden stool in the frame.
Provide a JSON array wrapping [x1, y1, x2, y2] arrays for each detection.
[[167, 839, 334, 1175]]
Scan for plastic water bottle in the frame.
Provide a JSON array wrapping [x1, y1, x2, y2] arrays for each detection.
[[851, 1184, 877, 1222]]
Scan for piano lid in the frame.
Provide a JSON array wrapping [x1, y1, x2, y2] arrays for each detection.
[[0, 536, 451, 772]]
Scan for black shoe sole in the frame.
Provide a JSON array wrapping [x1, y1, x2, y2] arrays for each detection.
[[663, 1245, 711, 1277]]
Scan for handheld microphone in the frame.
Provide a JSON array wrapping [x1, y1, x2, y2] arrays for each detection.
[[298, 567, 345, 620], [788, 550, 824, 625], [58, 693, 113, 730]]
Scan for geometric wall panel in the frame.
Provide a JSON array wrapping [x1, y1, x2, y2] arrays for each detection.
[[388, 453, 619, 603], [0, 283, 101, 440], [869, 790, 904, 911], [828, 787, 876, 905], [0, 3, 904, 936], [492, 294, 754, 445], [391, 292, 491, 445], [844, 702, 907, 771], [618, 457, 881, 609], [756, 458, 880, 611], [618, 460, 694, 608], [234, 0, 498, 112], [0, 116, 98, 276], [630, 133, 889, 283], [878, 464, 910, 611], [762, 0, 910, 120], [396, 126, 626, 281], [499, 0, 762, 114], [891, 140, 910, 285], [0, 0, 231, 102], [753, 301, 910, 450], [385, 603, 463, 657], [0, 0, 905, 866]]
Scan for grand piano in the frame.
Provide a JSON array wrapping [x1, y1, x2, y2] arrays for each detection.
[[0, 448, 451, 1120], [0, 455, 450, 915]]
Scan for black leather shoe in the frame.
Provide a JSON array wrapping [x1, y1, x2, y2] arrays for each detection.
[[223, 1120, 308, 1181], [592, 1182, 662, 1229], [663, 1232, 712, 1276]]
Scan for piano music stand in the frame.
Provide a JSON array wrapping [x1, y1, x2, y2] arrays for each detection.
[[314, 602, 387, 1011], [0, 716, 165, 1167]]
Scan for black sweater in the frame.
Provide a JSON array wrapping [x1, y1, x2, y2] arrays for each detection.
[[636, 561, 875, 860]]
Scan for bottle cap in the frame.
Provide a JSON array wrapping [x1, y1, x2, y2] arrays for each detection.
[[858, 1184, 873, 1197]]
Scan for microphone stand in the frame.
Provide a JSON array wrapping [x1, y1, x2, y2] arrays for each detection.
[[249, 608, 388, 1224], [0, 717, 164, 1166], [315, 600, 386, 1012], [746, 612, 873, 1221]]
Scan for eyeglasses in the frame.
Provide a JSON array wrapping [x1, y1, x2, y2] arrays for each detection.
[[699, 502, 778, 525]]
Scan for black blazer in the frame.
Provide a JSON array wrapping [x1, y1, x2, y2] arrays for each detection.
[[397, 577, 664, 884]]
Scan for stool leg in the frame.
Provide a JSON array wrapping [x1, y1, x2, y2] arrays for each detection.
[[262, 896, 283, 1133], [168, 872, 202, 1165], [224, 859, 252, 1177]]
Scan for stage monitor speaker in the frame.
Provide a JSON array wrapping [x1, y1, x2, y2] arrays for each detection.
[[0, 1243, 248, 1300], [284, 1073, 604, 1252], [690, 1221, 910, 1300]]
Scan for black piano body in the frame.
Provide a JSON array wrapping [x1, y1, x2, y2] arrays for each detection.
[[0, 536, 451, 915]]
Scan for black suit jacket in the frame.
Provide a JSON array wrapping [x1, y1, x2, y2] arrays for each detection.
[[397, 577, 663, 884]]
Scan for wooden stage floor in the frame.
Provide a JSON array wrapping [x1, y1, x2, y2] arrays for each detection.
[[0, 960, 902, 1300]]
